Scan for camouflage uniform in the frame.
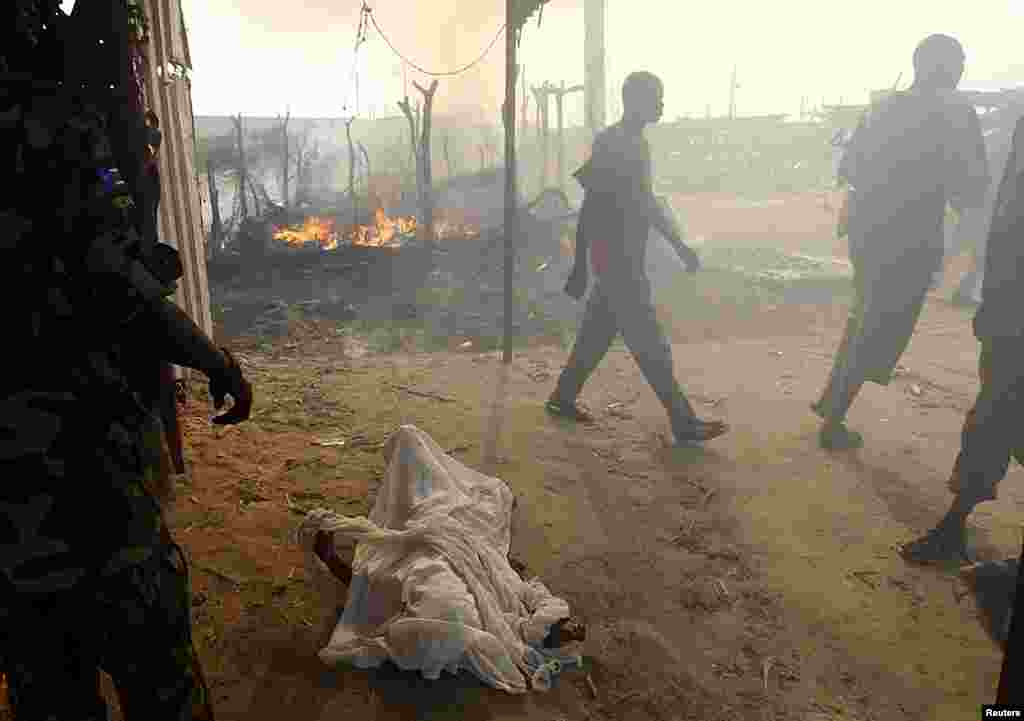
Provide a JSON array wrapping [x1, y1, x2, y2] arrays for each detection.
[[0, 82, 212, 719]]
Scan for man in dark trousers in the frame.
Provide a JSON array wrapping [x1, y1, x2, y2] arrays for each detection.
[[997, 537, 1024, 704], [901, 115, 1024, 565], [813, 34, 990, 449], [546, 71, 728, 446]]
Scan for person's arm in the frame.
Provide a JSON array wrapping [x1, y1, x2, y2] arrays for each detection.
[[642, 143, 699, 271], [837, 110, 873, 191], [565, 133, 614, 298], [973, 118, 1024, 341], [139, 298, 230, 377], [947, 103, 991, 213], [564, 196, 590, 300], [648, 196, 681, 244], [126, 298, 253, 424]]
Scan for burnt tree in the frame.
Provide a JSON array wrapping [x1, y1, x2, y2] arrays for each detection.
[[294, 134, 316, 207], [442, 130, 453, 179], [397, 96, 421, 198], [358, 142, 371, 201], [280, 108, 291, 206], [344, 117, 357, 232], [531, 83, 552, 190], [207, 162, 223, 256], [399, 79, 440, 248], [230, 113, 250, 218], [552, 82, 584, 191]]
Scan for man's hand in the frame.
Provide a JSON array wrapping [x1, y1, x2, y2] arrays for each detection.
[[675, 243, 701, 273], [836, 189, 851, 239], [564, 266, 588, 300], [208, 347, 253, 425]]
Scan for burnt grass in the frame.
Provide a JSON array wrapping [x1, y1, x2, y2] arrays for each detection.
[[208, 231, 854, 354]]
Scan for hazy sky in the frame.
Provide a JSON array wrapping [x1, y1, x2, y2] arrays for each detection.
[[180, 0, 1023, 123]]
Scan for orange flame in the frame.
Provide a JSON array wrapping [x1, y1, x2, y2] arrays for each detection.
[[272, 208, 480, 250], [272, 216, 339, 250], [348, 207, 418, 248]]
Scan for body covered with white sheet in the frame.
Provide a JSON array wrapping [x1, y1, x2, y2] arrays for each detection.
[[296, 425, 576, 693]]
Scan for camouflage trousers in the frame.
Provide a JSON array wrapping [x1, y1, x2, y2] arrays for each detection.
[[0, 529, 213, 721], [948, 335, 1024, 507]]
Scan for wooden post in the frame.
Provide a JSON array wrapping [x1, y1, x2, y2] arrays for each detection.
[[534, 90, 542, 145], [556, 81, 565, 191], [585, 0, 606, 135], [729, 66, 738, 120], [520, 64, 528, 139], [541, 83, 550, 188], [531, 85, 545, 190], [503, 12, 518, 366]]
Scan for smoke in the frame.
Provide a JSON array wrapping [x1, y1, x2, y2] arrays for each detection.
[[371, 0, 506, 124]]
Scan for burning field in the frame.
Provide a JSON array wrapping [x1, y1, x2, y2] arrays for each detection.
[[271, 209, 418, 251], [270, 208, 482, 252]]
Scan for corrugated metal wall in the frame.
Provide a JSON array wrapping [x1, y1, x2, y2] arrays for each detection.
[[142, 0, 213, 378]]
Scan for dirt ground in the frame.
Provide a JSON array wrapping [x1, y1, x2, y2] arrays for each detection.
[[2, 194, 1009, 720]]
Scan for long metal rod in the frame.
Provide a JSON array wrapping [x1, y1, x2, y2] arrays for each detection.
[[503, 9, 518, 365]]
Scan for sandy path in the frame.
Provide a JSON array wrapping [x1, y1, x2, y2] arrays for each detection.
[[406, 295, 1013, 720]]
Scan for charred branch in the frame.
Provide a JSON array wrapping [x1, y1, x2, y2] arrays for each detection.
[[231, 113, 249, 218], [399, 80, 440, 249], [280, 109, 291, 207], [344, 117, 357, 232]]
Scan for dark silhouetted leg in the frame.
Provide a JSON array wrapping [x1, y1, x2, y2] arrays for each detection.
[[997, 535, 1024, 704], [903, 338, 1024, 565], [603, 279, 725, 442], [551, 283, 618, 405]]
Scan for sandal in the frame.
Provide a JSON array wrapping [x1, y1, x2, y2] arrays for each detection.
[[545, 398, 595, 424], [673, 419, 729, 444], [819, 423, 863, 450], [899, 527, 970, 565]]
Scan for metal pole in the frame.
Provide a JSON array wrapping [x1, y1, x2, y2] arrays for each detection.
[[729, 66, 737, 120], [543, 84, 551, 188], [503, 10, 518, 366], [557, 81, 565, 192], [585, 0, 606, 136]]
